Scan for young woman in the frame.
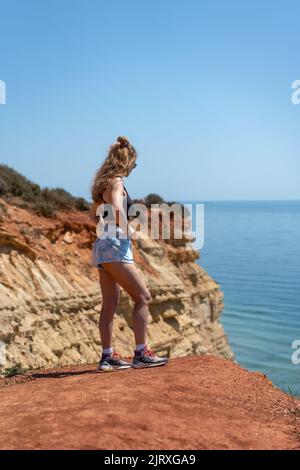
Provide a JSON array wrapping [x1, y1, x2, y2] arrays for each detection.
[[90, 136, 169, 372]]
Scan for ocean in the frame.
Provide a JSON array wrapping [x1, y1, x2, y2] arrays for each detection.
[[195, 200, 300, 396]]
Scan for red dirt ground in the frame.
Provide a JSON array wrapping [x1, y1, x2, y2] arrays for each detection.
[[0, 355, 299, 450]]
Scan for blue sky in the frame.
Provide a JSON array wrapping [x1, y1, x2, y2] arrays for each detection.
[[0, 0, 299, 201]]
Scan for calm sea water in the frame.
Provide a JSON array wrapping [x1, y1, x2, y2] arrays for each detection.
[[195, 201, 300, 396]]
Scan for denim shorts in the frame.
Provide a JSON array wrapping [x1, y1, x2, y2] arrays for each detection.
[[91, 226, 134, 271]]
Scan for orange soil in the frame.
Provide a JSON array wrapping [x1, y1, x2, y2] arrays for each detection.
[[0, 355, 299, 450]]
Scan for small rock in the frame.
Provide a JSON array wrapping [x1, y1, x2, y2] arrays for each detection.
[[63, 232, 74, 244]]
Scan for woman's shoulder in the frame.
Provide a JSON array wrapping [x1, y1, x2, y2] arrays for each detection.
[[109, 175, 123, 183], [107, 175, 124, 189]]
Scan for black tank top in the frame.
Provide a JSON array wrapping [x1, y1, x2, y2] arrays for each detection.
[[101, 186, 134, 220]]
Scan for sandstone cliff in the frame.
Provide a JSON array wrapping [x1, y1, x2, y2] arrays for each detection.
[[0, 198, 233, 369]]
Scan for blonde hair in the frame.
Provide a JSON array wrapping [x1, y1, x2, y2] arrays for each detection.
[[91, 136, 137, 203]]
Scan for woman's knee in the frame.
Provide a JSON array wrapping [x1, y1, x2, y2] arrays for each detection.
[[134, 289, 152, 306]]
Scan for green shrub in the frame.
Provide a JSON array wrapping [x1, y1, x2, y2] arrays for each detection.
[[144, 193, 165, 207], [0, 176, 8, 195], [41, 187, 75, 209], [3, 363, 26, 378], [74, 197, 90, 211], [34, 200, 55, 218], [0, 164, 90, 216], [0, 164, 42, 200]]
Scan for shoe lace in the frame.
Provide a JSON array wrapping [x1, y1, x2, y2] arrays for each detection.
[[144, 348, 156, 357], [112, 352, 121, 359]]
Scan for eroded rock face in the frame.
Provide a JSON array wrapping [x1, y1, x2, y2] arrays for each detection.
[[0, 199, 234, 369]]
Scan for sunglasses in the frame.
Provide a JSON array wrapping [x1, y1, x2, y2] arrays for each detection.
[[132, 162, 137, 169]]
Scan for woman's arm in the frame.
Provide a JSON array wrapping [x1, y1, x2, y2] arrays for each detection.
[[109, 177, 131, 234]]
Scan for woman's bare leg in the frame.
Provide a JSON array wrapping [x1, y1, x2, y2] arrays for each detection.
[[98, 269, 120, 349], [101, 263, 152, 344]]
